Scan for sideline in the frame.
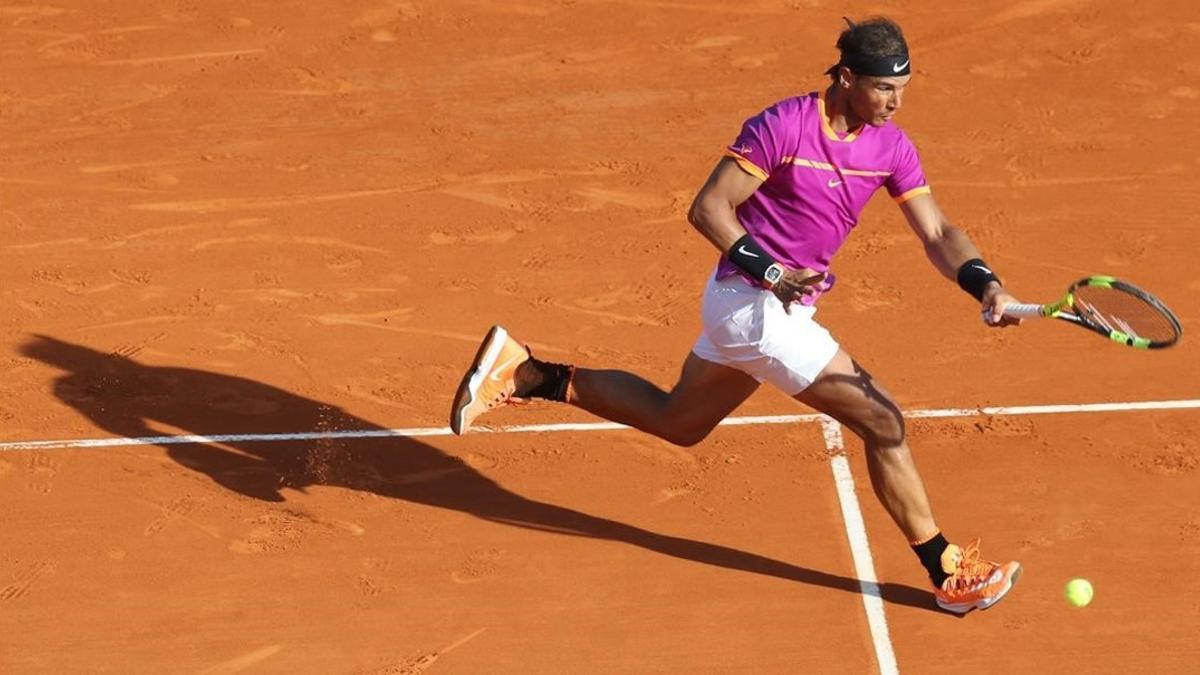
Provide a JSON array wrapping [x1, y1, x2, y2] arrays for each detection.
[[823, 418, 899, 675]]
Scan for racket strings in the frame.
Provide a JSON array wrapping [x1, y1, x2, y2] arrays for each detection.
[[1073, 286, 1180, 343]]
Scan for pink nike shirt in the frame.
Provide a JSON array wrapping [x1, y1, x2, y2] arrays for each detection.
[[717, 91, 931, 303]]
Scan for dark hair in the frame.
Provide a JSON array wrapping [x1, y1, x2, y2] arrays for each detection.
[[828, 17, 909, 79]]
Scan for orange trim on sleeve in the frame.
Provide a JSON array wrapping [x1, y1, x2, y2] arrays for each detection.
[[724, 150, 769, 181], [894, 185, 932, 204]]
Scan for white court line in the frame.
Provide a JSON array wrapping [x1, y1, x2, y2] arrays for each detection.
[[822, 418, 899, 675], [2, 398, 1199, 452]]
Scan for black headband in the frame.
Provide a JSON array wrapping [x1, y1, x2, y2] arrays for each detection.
[[824, 52, 912, 78]]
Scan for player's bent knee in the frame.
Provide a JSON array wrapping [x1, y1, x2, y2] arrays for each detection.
[[848, 407, 906, 448], [661, 424, 713, 447], [868, 413, 902, 444], [663, 431, 707, 447]]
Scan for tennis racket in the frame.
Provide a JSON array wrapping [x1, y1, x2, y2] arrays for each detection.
[[1002, 276, 1182, 349]]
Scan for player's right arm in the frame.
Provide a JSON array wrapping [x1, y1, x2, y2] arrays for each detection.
[[687, 157, 826, 310], [686, 156, 762, 252]]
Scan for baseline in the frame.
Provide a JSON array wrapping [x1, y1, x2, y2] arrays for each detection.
[[3, 398, 1198, 452]]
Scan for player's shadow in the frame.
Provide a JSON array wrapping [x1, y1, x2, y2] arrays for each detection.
[[21, 334, 945, 615]]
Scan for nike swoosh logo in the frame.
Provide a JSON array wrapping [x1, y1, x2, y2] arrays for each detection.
[[736, 245, 760, 258], [827, 179, 844, 188], [489, 355, 521, 381], [893, 58, 910, 72], [970, 264, 993, 275]]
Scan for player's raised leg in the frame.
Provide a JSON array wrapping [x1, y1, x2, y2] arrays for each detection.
[[451, 325, 759, 446], [567, 350, 759, 446], [795, 348, 1021, 613]]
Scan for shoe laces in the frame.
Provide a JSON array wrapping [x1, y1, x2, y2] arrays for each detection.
[[486, 392, 531, 409], [485, 384, 516, 410], [943, 539, 996, 592], [483, 343, 532, 411]]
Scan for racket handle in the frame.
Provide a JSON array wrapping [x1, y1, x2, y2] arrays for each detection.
[[1003, 303, 1046, 318]]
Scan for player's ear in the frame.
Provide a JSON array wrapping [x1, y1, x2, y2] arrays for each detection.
[[837, 66, 854, 89]]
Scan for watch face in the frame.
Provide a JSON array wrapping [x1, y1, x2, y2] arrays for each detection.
[[765, 266, 783, 284]]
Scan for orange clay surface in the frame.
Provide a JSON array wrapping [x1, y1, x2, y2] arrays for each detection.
[[2, 1, 1199, 673]]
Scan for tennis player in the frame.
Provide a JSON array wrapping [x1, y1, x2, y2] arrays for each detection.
[[450, 17, 1021, 614]]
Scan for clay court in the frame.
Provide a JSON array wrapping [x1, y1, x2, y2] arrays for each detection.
[[2, 1, 1199, 672]]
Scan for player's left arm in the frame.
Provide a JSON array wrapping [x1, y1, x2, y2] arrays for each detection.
[[898, 192, 1021, 327]]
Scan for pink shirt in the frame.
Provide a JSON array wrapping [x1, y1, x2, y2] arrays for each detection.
[[717, 92, 931, 303]]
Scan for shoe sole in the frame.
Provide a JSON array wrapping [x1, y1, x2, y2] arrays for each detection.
[[449, 325, 508, 435], [936, 563, 1022, 615]]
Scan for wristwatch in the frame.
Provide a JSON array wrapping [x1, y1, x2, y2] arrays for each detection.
[[762, 263, 786, 289]]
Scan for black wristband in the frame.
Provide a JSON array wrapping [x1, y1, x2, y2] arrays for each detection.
[[956, 258, 1001, 301], [727, 234, 778, 282]]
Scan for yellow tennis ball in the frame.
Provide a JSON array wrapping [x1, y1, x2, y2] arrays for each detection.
[[1065, 578, 1094, 607]]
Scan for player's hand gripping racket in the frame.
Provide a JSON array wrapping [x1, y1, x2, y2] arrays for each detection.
[[1003, 276, 1182, 349]]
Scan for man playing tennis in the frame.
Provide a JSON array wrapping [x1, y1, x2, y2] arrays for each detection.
[[450, 17, 1022, 614]]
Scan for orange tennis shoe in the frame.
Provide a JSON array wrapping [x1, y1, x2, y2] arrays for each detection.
[[933, 539, 1021, 614], [450, 325, 530, 435]]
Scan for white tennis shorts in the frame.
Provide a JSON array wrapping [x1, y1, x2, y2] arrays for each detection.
[[692, 273, 840, 395]]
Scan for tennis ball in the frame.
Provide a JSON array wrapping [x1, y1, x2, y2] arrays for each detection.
[[1065, 578, 1094, 607]]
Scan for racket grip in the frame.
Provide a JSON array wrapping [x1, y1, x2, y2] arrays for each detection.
[[1003, 303, 1046, 318]]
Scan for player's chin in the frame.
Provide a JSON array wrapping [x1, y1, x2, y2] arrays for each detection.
[[871, 114, 894, 126]]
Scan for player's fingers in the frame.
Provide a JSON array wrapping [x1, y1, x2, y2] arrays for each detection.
[[772, 288, 791, 314], [987, 301, 1008, 325], [986, 309, 1023, 327], [797, 271, 827, 287]]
